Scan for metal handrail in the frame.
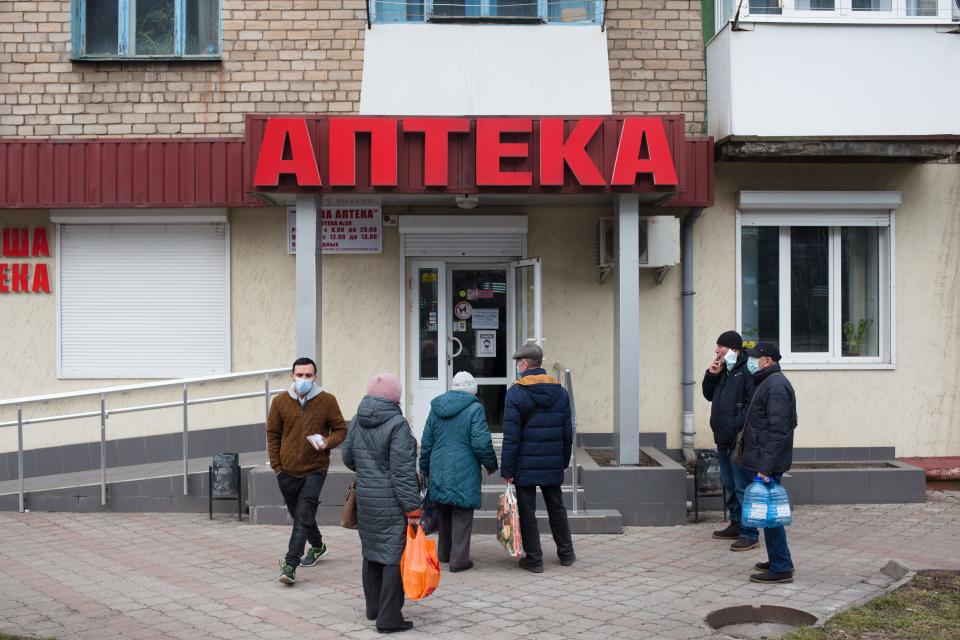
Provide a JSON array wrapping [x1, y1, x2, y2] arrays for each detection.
[[0, 367, 290, 513], [0, 368, 287, 408], [553, 363, 579, 513]]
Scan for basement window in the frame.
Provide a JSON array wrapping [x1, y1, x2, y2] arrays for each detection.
[[72, 0, 221, 61]]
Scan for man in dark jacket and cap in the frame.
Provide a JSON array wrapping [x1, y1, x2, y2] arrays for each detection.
[[702, 330, 758, 551], [739, 342, 798, 584], [501, 343, 575, 573]]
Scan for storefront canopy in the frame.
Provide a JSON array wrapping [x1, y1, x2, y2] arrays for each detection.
[[0, 115, 713, 209]]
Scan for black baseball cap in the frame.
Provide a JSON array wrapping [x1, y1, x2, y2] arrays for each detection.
[[744, 341, 782, 362]]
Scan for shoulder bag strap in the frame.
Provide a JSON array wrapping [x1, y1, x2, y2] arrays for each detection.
[[733, 372, 781, 463]]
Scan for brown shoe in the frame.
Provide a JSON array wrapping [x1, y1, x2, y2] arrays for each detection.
[[730, 537, 761, 552], [712, 522, 740, 540]]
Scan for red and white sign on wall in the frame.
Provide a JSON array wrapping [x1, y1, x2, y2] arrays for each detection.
[[250, 115, 683, 195], [287, 198, 382, 255], [1, 227, 51, 294]]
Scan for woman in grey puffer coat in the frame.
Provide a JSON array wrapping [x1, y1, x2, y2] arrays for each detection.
[[341, 372, 421, 634]]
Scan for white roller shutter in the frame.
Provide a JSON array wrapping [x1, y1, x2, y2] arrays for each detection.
[[58, 223, 230, 379], [399, 215, 527, 258], [402, 233, 524, 257]]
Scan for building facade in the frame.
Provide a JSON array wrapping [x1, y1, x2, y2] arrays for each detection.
[[0, 0, 957, 489]]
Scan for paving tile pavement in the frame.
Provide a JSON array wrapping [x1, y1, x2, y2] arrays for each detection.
[[0, 491, 958, 639]]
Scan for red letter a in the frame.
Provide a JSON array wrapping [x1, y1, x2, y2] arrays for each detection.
[[610, 118, 679, 187], [253, 118, 322, 187]]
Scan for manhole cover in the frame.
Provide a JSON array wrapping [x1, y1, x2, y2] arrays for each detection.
[[705, 605, 817, 639]]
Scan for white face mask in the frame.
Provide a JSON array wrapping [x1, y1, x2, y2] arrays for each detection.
[[294, 378, 314, 396], [747, 357, 761, 375], [723, 349, 738, 370]]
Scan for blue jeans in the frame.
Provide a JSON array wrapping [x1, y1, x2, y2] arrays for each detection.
[[762, 473, 794, 573], [717, 446, 759, 542]]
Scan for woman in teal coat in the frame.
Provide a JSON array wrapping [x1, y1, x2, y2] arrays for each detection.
[[419, 371, 498, 572]]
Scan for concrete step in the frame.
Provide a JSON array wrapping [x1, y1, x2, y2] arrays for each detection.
[[479, 485, 584, 511], [250, 505, 622, 534], [472, 509, 622, 535], [0, 451, 268, 514]]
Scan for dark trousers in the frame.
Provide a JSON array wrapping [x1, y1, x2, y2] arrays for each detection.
[[515, 484, 574, 566], [437, 503, 474, 570], [763, 473, 794, 573], [277, 470, 327, 567], [717, 446, 759, 541], [362, 559, 406, 630]]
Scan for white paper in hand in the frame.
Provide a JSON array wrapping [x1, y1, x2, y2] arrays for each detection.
[[307, 434, 327, 450]]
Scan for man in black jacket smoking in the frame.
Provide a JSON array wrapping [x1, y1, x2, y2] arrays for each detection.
[[702, 330, 757, 552]]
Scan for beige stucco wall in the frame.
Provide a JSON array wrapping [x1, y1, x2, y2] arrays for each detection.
[[0, 206, 401, 454], [529, 206, 683, 438], [5, 169, 960, 459], [692, 162, 960, 457]]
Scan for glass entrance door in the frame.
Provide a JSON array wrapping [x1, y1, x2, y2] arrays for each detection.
[[408, 258, 542, 439], [448, 266, 508, 432]]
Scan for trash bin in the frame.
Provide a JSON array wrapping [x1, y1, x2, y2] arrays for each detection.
[[693, 448, 725, 522], [209, 452, 242, 521]]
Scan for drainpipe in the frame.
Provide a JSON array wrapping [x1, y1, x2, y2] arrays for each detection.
[[681, 208, 704, 465]]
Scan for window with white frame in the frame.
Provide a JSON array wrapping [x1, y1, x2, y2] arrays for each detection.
[[717, 0, 956, 28], [55, 213, 231, 379], [737, 192, 898, 367], [72, 0, 221, 60]]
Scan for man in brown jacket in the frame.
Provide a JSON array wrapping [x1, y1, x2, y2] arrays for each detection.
[[268, 357, 348, 585]]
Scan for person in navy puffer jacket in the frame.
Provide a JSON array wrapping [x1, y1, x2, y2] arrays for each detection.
[[419, 371, 498, 573], [500, 343, 575, 573]]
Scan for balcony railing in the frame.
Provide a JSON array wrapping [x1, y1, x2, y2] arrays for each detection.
[[369, 0, 605, 24], [728, 0, 959, 22]]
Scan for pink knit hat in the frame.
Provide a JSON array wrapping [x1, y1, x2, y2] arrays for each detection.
[[366, 372, 402, 403]]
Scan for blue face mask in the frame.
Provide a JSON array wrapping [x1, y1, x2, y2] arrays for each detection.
[[294, 378, 314, 396], [723, 349, 738, 371], [746, 357, 761, 375]]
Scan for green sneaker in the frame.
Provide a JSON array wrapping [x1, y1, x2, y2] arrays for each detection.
[[278, 563, 296, 585], [301, 543, 327, 568]]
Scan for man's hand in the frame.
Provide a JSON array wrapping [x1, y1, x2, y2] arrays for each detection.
[[405, 509, 422, 525], [756, 472, 770, 483], [503, 477, 513, 485], [707, 357, 722, 375]]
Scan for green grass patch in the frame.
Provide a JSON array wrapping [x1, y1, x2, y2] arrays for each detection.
[[783, 570, 960, 640]]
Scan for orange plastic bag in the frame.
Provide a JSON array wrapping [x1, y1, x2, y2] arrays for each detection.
[[400, 524, 441, 601]]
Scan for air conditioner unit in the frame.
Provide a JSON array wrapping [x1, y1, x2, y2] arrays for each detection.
[[597, 216, 615, 268], [597, 215, 681, 270]]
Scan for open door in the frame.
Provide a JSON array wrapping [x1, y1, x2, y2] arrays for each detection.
[[409, 261, 446, 439], [510, 258, 542, 381]]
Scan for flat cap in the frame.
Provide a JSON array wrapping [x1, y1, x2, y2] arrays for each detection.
[[511, 342, 543, 361]]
